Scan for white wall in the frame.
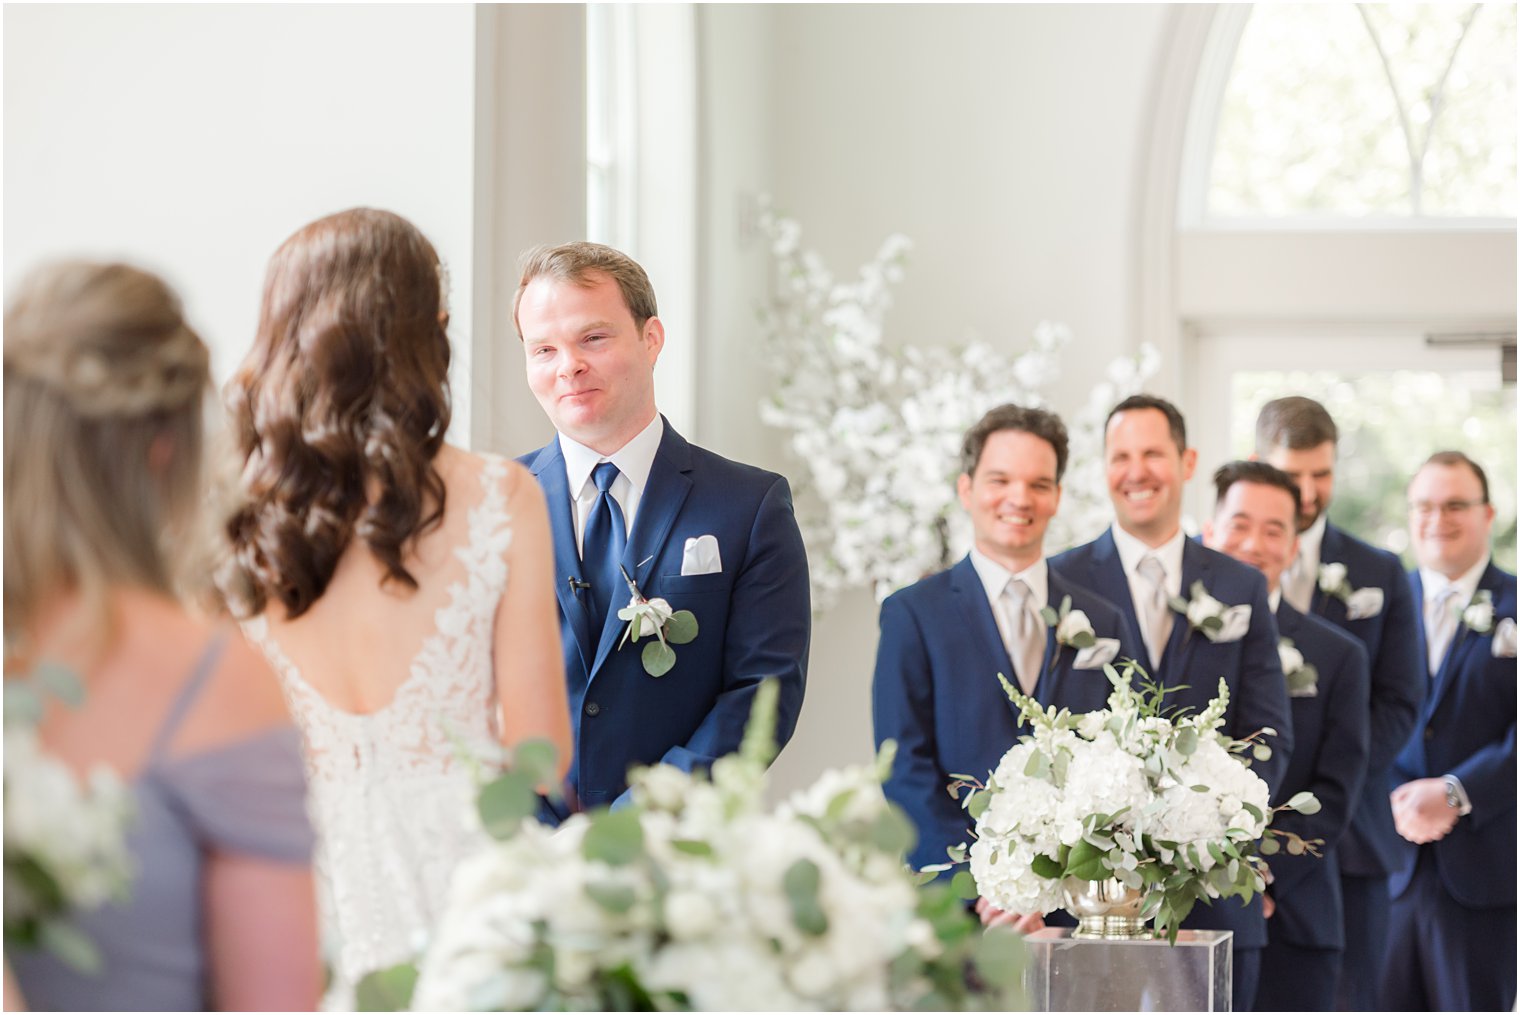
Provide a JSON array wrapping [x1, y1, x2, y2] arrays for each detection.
[[4, 3, 480, 432], [696, 4, 1176, 795]]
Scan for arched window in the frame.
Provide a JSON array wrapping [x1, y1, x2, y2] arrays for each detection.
[[1207, 3, 1515, 220], [1170, 4, 1516, 566]]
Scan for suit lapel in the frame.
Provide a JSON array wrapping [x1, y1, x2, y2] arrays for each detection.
[[589, 423, 695, 677], [530, 439, 594, 673], [1430, 564, 1503, 713], [1036, 572, 1071, 704], [1091, 530, 1143, 651], [950, 558, 1018, 710]]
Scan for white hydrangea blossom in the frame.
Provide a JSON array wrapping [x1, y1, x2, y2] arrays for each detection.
[[969, 672, 1278, 927], [414, 753, 943, 1012], [758, 205, 1159, 609]]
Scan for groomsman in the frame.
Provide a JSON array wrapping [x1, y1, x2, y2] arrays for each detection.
[[871, 405, 1143, 886], [1049, 394, 1292, 1012], [1253, 396, 1423, 1009], [1203, 461, 1370, 1012], [514, 242, 810, 816], [1381, 451, 1515, 1012]]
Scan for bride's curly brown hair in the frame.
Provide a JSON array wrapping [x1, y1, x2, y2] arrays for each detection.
[[225, 208, 451, 620]]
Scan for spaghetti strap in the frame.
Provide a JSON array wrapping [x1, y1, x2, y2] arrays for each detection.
[[147, 629, 231, 763]]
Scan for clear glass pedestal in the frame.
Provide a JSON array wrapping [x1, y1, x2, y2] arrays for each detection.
[[1024, 928, 1233, 1011]]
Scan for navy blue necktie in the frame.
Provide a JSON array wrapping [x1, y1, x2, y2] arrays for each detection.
[[582, 462, 628, 650]]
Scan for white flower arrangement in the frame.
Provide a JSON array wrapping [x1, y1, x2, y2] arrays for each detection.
[[963, 661, 1319, 942], [757, 204, 1159, 609], [359, 683, 1025, 1012], [1170, 580, 1251, 644], [4, 667, 135, 973], [1317, 563, 1385, 619]]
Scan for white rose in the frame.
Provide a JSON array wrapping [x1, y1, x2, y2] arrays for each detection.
[[1464, 599, 1496, 633], [1187, 591, 1224, 627], [1318, 562, 1348, 593], [1056, 609, 1095, 643], [1277, 642, 1305, 675]]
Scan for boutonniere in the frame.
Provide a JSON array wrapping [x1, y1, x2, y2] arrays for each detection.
[[1461, 589, 1496, 635], [1278, 637, 1319, 697], [1318, 562, 1384, 619], [616, 566, 699, 677], [1038, 596, 1120, 671], [1170, 580, 1251, 643], [1039, 595, 1096, 649]]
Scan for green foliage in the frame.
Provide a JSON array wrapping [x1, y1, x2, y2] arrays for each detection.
[[664, 610, 698, 645], [641, 641, 677, 677], [355, 963, 418, 1012], [477, 770, 541, 841], [782, 859, 829, 935], [582, 809, 645, 867]]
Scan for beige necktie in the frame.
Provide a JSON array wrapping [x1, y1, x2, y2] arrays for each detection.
[[1005, 578, 1045, 695], [1426, 585, 1463, 676], [1284, 552, 1315, 614], [1136, 554, 1173, 670]]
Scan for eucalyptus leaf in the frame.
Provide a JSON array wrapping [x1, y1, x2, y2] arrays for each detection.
[[1175, 726, 1198, 756], [950, 869, 978, 900], [585, 881, 637, 913], [1040, 606, 1060, 627], [870, 807, 917, 858], [1030, 853, 1063, 879], [1252, 744, 1272, 762], [670, 838, 714, 858], [966, 790, 990, 820], [39, 919, 100, 975], [973, 928, 1025, 989], [665, 610, 699, 645], [512, 739, 561, 791], [355, 963, 419, 1012], [783, 859, 829, 935], [477, 770, 539, 840], [1069, 630, 1096, 649], [642, 641, 677, 677], [3, 681, 44, 725], [1285, 836, 1306, 856], [583, 809, 646, 866], [1287, 791, 1322, 815]]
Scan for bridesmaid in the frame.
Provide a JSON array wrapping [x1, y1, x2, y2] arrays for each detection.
[[4, 261, 321, 1010]]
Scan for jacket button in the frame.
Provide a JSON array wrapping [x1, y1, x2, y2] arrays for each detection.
[[1425, 726, 1434, 741], [584, 701, 601, 717]]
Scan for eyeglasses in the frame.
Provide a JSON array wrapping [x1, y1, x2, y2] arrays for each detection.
[[1409, 499, 1487, 518]]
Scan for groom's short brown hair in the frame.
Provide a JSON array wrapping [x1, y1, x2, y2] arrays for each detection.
[[513, 242, 659, 335]]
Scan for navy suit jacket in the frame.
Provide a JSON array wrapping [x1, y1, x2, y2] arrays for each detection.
[[521, 421, 811, 815], [1391, 562, 1516, 909], [1309, 522, 1424, 878], [1050, 530, 1293, 949], [872, 555, 1144, 872], [1267, 603, 1370, 952]]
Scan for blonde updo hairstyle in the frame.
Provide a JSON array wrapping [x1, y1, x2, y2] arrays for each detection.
[[3, 261, 212, 650]]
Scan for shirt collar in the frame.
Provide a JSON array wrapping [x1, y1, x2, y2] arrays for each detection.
[[559, 414, 664, 500], [1269, 587, 1282, 614], [969, 548, 1048, 611], [1420, 554, 1491, 608], [1111, 523, 1186, 583]]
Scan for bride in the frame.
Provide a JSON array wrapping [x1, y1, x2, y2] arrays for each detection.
[[223, 208, 572, 1007]]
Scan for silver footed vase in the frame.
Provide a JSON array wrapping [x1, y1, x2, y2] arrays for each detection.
[[1062, 876, 1153, 940]]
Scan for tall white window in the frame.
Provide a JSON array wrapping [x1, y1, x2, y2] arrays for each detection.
[[586, 3, 637, 249], [1207, 3, 1515, 220], [1179, 4, 1516, 567]]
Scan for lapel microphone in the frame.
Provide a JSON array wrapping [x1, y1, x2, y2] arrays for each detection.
[[567, 577, 592, 593]]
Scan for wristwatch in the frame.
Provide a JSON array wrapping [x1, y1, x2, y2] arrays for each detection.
[[1443, 774, 1473, 816]]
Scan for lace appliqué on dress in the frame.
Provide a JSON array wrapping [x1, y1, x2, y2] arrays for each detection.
[[244, 455, 514, 1009]]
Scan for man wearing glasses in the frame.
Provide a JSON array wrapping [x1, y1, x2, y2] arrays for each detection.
[[1380, 451, 1516, 1011]]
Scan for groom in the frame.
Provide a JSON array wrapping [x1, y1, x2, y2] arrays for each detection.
[[514, 242, 810, 818]]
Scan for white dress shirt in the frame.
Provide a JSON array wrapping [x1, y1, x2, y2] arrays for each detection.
[[1419, 553, 1491, 668], [559, 414, 664, 555], [969, 549, 1048, 666]]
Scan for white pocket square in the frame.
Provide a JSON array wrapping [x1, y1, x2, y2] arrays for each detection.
[[1493, 617, 1517, 659], [1346, 587, 1385, 621], [1074, 638, 1121, 670], [1205, 604, 1252, 644], [681, 534, 723, 576]]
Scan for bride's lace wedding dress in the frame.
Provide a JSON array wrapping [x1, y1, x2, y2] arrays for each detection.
[[245, 456, 514, 1009]]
